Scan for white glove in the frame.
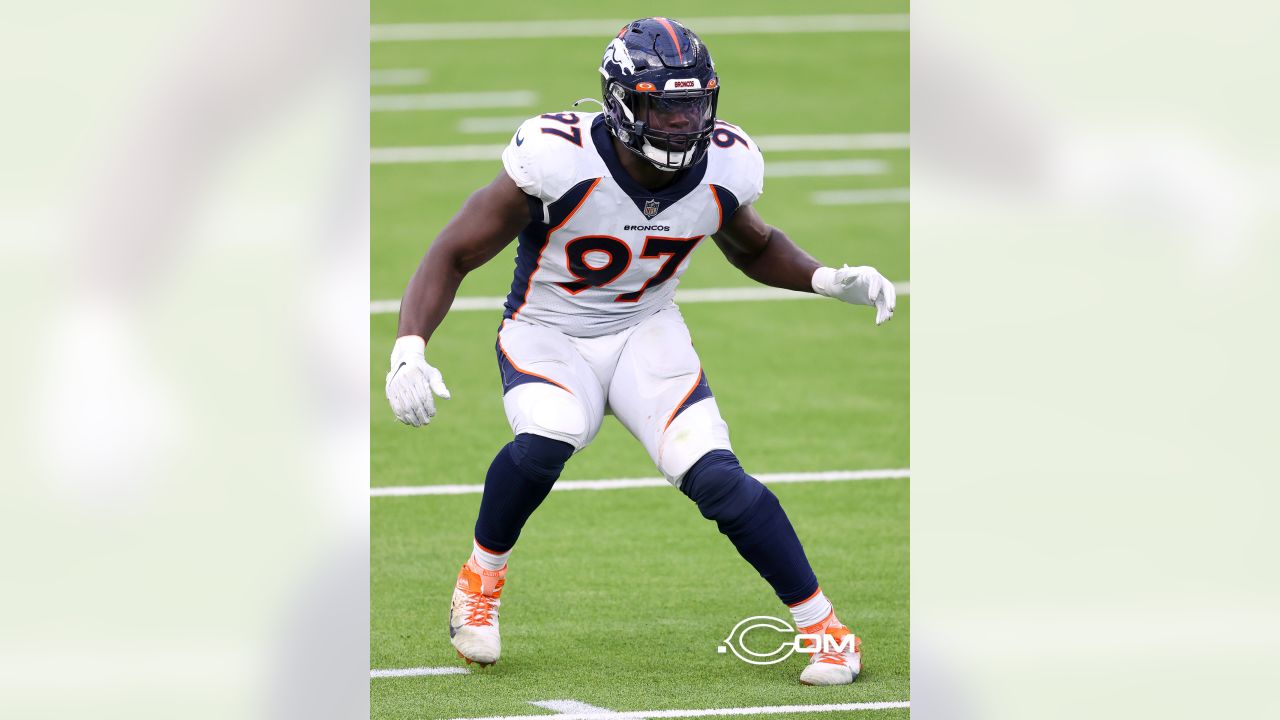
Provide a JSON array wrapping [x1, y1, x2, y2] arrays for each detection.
[[385, 335, 451, 427], [812, 265, 897, 325]]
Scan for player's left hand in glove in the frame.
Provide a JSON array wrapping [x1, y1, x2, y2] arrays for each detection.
[[386, 335, 451, 426], [811, 264, 897, 326]]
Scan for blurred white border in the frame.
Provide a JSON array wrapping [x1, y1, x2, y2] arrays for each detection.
[[1, 2, 369, 718], [4, 1, 1278, 718], [913, 1, 1280, 718]]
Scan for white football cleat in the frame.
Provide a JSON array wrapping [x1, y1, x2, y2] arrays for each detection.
[[448, 558, 505, 666], [798, 612, 862, 686]]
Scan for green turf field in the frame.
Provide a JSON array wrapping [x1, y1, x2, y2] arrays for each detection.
[[372, 3, 908, 717]]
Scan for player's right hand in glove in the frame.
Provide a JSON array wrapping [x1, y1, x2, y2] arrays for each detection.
[[811, 264, 897, 326], [385, 335, 451, 427]]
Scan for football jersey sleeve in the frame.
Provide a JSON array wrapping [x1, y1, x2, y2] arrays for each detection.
[[706, 120, 766, 209], [501, 114, 596, 204], [500, 117, 544, 198]]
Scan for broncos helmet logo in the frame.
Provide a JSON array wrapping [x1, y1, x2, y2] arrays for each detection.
[[603, 37, 637, 76]]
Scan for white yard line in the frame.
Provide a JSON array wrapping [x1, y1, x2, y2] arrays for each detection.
[[531, 700, 626, 716], [370, 666, 469, 678], [371, 69, 431, 86], [371, 134, 908, 164], [372, 469, 909, 497], [458, 116, 532, 134], [372, 145, 507, 163], [371, 91, 536, 112], [369, 295, 503, 314], [372, 15, 909, 42], [765, 159, 887, 178], [447, 701, 910, 720], [369, 283, 910, 316], [759, 133, 908, 151], [811, 188, 910, 205]]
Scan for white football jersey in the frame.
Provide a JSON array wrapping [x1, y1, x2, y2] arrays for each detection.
[[499, 111, 764, 337]]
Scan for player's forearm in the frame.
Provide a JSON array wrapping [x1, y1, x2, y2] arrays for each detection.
[[396, 245, 466, 346], [734, 226, 822, 293]]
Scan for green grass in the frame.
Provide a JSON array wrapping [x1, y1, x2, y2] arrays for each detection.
[[372, 480, 909, 720], [372, 2, 907, 717]]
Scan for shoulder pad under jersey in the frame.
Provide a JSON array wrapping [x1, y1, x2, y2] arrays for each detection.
[[501, 112, 603, 204], [703, 119, 765, 209]]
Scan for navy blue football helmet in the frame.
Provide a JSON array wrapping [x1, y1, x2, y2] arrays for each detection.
[[599, 17, 719, 171]]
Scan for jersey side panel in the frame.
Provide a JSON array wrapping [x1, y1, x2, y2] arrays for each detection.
[[503, 177, 602, 321]]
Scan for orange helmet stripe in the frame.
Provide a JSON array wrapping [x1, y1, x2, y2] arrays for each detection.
[[654, 17, 684, 65]]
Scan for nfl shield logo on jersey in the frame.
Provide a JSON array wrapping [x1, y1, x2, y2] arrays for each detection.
[[643, 199, 661, 218]]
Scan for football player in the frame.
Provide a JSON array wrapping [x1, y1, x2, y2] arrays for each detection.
[[385, 17, 894, 686]]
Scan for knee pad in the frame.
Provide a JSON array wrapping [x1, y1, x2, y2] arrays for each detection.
[[504, 382, 591, 449], [657, 399, 733, 482], [679, 450, 765, 525], [507, 433, 575, 485]]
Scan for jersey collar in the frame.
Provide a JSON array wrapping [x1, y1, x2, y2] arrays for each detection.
[[590, 115, 708, 219]]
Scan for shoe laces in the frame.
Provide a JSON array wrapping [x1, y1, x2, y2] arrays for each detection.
[[456, 561, 504, 627], [463, 592, 498, 627], [814, 645, 852, 665]]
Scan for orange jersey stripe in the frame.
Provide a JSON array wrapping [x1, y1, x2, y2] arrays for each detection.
[[664, 368, 704, 431], [710, 185, 725, 231], [510, 177, 602, 320], [497, 329, 575, 396]]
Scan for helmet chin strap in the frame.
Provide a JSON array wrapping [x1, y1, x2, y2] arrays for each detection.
[[640, 139, 692, 171]]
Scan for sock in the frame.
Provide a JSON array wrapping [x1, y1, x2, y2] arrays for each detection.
[[470, 539, 510, 571], [789, 589, 835, 630], [472, 433, 574, 553], [681, 450, 820, 605]]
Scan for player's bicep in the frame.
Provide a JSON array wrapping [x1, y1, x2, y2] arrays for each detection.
[[711, 204, 772, 269], [434, 170, 534, 274]]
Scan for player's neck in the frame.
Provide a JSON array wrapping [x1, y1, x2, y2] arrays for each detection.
[[611, 136, 680, 191]]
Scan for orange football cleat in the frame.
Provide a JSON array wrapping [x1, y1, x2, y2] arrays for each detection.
[[448, 558, 505, 666], [798, 610, 862, 686]]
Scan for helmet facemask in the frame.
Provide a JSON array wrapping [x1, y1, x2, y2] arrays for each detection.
[[603, 78, 719, 171]]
